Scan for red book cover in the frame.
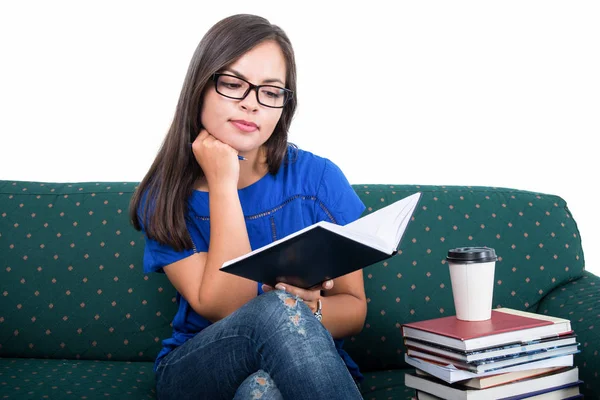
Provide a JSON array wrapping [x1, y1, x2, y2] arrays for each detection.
[[402, 309, 554, 340]]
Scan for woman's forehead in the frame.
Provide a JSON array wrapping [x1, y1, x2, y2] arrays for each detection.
[[226, 41, 287, 85]]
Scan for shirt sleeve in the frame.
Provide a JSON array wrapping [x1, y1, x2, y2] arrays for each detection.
[[142, 218, 209, 274], [316, 158, 366, 226]]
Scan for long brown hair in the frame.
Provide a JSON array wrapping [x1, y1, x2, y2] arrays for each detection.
[[129, 14, 298, 251]]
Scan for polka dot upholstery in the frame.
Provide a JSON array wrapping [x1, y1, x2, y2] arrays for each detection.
[[0, 181, 168, 399], [359, 370, 415, 400], [0, 181, 593, 399], [0, 358, 155, 399], [345, 185, 589, 398], [537, 271, 600, 398]]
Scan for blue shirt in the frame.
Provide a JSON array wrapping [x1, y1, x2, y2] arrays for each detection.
[[142, 146, 366, 381]]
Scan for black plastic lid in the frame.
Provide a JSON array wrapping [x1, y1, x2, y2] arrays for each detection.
[[446, 247, 497, 264]]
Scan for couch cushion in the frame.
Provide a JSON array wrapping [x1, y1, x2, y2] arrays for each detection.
[[0, 358, 413, 400], [359, 369, 414, 400], [0, 358, 155, 399]]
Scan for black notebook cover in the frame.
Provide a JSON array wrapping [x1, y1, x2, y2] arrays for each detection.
[[220, 226, 394, 289]]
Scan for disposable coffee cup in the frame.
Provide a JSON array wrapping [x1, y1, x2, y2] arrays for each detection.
[[447, 247, 498, 321]]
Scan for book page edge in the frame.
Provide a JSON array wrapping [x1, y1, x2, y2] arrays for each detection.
[[494, 308, 570, 325]]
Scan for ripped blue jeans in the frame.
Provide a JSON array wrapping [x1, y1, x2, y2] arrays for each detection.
[[155, 290, 363, 400]]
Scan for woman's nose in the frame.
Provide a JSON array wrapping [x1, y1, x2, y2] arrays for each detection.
[[239, 87, 260, 111]]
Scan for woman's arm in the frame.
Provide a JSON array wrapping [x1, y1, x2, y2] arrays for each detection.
[[320, 270, 367, 339], [162, 131, 258, 322], [199, 183, 258, 319], [162, 185, 257, 322]]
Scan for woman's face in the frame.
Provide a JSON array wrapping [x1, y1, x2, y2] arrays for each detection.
[[200, 40, 287, 155]]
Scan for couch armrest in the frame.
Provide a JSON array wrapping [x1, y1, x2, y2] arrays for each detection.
[[537, 270, 600, 398]]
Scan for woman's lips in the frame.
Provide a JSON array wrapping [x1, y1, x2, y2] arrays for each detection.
[[230, 120, 258, 133]]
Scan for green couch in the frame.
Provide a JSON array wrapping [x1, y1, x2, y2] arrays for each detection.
[[1, 180, 597, 399]]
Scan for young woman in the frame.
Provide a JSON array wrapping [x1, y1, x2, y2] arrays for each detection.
[[130, 14, 367, 400]]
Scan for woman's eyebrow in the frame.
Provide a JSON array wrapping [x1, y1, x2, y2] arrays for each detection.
[[224, 68, 285, 86]]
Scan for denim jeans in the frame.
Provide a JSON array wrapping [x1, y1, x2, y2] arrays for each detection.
[[155, 290, 364, 399]]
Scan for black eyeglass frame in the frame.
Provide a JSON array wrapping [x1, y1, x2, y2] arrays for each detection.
[[212, 73, 293, 108]]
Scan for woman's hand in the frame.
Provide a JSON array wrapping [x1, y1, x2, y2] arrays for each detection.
[[192, 129, 240, 189], [261, 280, 334, 313]]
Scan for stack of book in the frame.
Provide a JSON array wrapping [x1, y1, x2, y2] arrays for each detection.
[[401, 308, 583, 399]]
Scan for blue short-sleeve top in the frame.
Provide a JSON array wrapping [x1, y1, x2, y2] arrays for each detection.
[[141, 146, 366, 381]]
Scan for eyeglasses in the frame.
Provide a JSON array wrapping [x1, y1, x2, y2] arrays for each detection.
[[212, 73, 293, 109]]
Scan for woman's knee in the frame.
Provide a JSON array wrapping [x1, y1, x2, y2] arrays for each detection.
[[250, 290, 327, 338], [233, 370, 283, 400]]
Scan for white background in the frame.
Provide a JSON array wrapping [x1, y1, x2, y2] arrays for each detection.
[[1, 1, 598, 273]]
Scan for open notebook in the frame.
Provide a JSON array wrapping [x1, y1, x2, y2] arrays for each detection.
[[220, 192, 422, 289]]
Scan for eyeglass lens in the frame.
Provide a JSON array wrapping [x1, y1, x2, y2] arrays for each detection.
[[216, 75, 287, 107]]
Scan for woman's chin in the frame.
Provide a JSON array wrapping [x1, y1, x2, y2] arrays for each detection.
[[209, 131, 266, 154], [225, 139, 263, 154]]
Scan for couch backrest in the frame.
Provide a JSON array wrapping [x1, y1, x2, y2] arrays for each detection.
[[0, 181, 174, 362], [0, 181, 585, 371], [344, 185, 585, 371]]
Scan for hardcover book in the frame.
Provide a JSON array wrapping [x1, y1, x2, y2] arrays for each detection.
[[402, 308, 571, 351], [415, 366, 567, 390], [405, 367, 579, 400], [404, 354, 574, 384], [404, 334, 577, 363]]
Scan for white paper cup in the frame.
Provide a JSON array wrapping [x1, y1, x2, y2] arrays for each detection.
[[447, 247, 497, 321]]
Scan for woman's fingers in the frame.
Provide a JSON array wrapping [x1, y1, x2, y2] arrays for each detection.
[[274, 283, 320, 302], [261, 284, 274, 292], [191, 129, 240, 187], [195, 129, 210, 144], [307, 280, 334, 291]]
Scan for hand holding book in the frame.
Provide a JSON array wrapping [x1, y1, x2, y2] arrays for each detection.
[[261, 280, 334, 314]]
